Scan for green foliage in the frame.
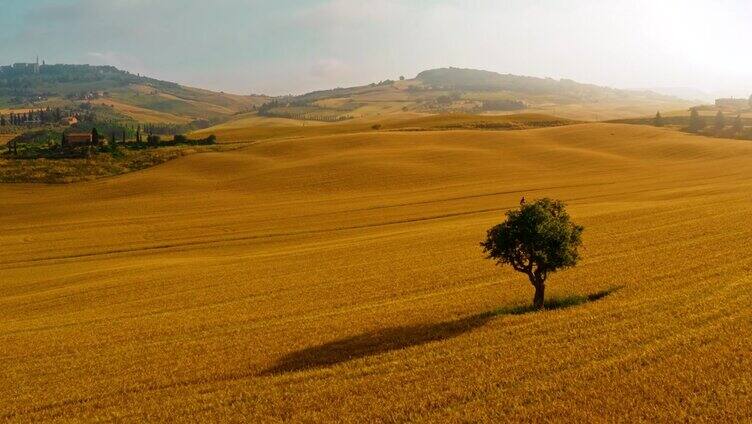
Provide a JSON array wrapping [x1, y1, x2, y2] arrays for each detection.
[[257, 100, 354, 122], [5, 127, 218, 159], [91, 128, 100, 146], [147, 134, 161, 147], [108, 132, 119, 154], [4, 129, 76, 158], [481, 198, 584, 308]]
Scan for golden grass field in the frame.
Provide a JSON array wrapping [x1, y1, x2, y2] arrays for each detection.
[[193, 112, 575, 142], [1, 122, 751, 421], [87, 99, 192, 125]]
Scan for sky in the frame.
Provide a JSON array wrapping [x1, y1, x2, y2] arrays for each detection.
[[1, 0, 751, 97]]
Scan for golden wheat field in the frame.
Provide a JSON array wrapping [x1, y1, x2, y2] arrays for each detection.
[[1, 122, 751, 422]]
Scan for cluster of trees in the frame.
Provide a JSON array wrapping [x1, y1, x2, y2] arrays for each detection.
[[258, 100, 282, 115], [435, 92, 463, 106], [0, 107, 69, 126], [2, 105, 212, 138], [368, 79, 395, 87], [265, 111, 352, 122], [654, 109, 748, 137], [432, 93, 526, 112], [687, 109, 746, 135], [258, 100, 353, 122], [479, 99, 526, 112], [5, 124, 218, 159]]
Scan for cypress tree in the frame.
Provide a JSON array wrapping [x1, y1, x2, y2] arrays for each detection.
[[733, 115, 744, 134], [654, 111, 663, 127], [714, 111, 725, 132], [91, 127, 100, 146], [688, 108, 705, 132]]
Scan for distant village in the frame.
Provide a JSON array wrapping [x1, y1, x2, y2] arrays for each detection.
[[2, 59, 111, 100]]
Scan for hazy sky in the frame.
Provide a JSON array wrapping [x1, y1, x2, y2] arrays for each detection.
[[1, 0, 750, 96]]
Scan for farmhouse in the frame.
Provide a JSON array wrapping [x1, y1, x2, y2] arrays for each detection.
[[63, 133, 93, 148], [715, 97, 749, 109]]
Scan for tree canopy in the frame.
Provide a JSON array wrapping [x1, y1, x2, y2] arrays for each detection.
[[481, 198, 583, 309]]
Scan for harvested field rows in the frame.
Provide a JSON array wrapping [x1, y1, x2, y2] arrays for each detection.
[[1, 123, 751, 421]]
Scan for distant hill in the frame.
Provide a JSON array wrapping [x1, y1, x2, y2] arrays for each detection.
[[245, 67, 694, 123], [0, 63, 267, 124], [1, 64, 695, 127], [414, 67, 685, 104], [645, 87, 715, 103]]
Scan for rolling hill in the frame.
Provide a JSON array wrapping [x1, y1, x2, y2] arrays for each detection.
[[0, 63, 267, 124], [192, 112, 578, 142], [1, 64, 693, 129], [1, 122, 750, 421], [243, 67, 694, 124]]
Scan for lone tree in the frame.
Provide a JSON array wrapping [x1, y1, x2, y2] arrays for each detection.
[[481, 198, 584, 309], [654, 111, 663, 127]]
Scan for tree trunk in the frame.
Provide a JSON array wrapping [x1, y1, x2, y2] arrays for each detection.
[[533, 283, 545, 310]]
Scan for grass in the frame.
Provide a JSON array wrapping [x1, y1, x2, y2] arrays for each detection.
[[191, 112, 577, 142], [0, 143, 244, 183], [486, 285, 623, 316], [262, 286, 622, 375], [1, 122, 751, 421]]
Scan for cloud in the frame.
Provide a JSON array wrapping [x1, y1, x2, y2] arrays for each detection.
[[4, 0, 752, 95], [309, 58, 351, 80], [295, 0, 411, 28]]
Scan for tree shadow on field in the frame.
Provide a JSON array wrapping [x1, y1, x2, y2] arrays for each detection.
[[260, 286, 622, 376]]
